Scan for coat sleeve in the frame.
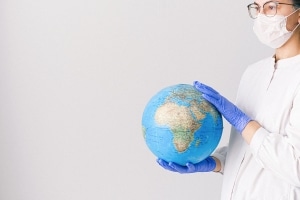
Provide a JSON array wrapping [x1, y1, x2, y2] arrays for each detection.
[[250, 87, 300, 187]]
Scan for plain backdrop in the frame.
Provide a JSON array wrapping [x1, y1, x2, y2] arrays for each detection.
[[0, 0, 272, 200]]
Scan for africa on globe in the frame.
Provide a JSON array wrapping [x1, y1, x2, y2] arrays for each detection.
[[142, 84, 223, 166]]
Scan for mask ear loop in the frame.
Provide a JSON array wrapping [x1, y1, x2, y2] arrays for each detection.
[[292, 23, 300, 32], [289, 7, 300, 16], [287, 8, 300, 32]]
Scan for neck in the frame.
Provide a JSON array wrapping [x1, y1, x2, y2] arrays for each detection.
[[275, 28, 300, 62]]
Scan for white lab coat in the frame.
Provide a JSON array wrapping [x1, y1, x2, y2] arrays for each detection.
[[213, 54, 300, 200]]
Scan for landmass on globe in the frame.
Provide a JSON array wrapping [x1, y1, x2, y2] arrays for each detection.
[[142, 84, 223, 165], [154, 89, 220, 152]]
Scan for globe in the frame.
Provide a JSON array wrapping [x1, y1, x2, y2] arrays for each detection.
[[142, 84, 223, 166]]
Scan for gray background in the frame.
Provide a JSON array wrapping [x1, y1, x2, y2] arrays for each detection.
[[0, 0, 272, 200]]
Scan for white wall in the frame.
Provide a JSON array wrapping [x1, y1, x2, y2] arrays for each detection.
[[0, 0, 272, 200]]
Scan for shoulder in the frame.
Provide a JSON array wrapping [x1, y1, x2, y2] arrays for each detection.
[[244, 56, 274, 75], [239, 56, 274, 84]]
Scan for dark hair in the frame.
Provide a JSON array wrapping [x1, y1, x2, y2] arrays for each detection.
[[292, 0, 300, 8]]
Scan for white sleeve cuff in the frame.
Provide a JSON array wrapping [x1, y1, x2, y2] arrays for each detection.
[[250, 127, 269, 157]]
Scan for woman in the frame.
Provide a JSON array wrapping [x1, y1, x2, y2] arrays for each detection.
[[157, 0, 300, 199]]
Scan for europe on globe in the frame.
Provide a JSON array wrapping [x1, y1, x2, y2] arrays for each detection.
[[142, 84, 223, 166]]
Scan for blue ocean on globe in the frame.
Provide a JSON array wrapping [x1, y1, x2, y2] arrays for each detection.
[[142, 84, 223, 166]]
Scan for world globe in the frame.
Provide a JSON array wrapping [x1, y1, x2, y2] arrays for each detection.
[[142, 84, 223, 166]]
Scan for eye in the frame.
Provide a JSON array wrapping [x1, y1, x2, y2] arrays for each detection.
[[264, 2, 277, 11], [267, 4, 276, 10]]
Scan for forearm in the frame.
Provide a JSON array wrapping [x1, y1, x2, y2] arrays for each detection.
[[212, 156, 221, 172], [248, 126, 300, 186], [210, 122, 262, 173], [242, 120, 261, 144], [211, 122, 261, 173]]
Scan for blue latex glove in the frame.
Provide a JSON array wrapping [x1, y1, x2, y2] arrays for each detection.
[[193, 81, 251, 133], [156, 156, 216, 173]]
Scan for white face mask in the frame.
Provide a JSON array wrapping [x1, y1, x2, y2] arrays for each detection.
[[253, 9, 300, 49]]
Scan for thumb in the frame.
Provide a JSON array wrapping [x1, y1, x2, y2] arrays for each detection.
[[186, 162, 196, 172]]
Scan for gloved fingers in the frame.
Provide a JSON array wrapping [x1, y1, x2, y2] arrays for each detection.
[[156, 158, 177, 172], [201, 156, 217, 171], [203, 92, 232, 114], [186, 162, 196, 172], [202, 93, 221, 106], [194, 82, 252, 134], [168, 162, 188, 173], [193, 81, 219, 96]]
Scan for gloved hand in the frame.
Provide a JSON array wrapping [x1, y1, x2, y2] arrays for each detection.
[[193, 81, 251, 133], [156, 156, 216, 173]]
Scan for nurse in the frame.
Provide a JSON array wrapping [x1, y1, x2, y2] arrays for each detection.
[[157, 0, 300, 199]]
